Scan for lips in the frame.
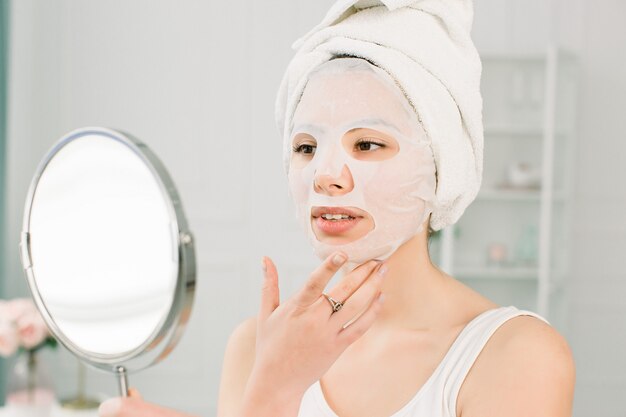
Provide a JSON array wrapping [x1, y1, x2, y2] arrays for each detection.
[[311, 206, 364, 219], [311, 206, 367, 236]]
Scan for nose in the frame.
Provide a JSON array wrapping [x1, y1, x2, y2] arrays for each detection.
[[313, 164, 354, 196]]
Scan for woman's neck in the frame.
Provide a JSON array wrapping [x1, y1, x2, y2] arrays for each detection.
[[368, 232, 453, 331], [337, 230, 500, 358]]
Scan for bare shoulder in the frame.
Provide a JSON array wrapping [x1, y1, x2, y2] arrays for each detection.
[[216, 315, 258, 417], [458, 314, 576, 417]]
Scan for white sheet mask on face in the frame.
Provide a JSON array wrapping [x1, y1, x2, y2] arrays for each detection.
[[287, 58, 437, 272]]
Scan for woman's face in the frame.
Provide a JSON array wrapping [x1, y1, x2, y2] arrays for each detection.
[[287, 68, 437, 267]]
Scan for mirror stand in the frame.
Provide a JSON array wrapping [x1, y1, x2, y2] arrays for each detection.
[[116, 366, 129, 397]]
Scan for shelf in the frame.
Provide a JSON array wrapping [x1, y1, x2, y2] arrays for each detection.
[[480, 48, 578, 62], [483, 125, 572, 137], [453, 266, 568, 292], [484, 125, 543, 136], [476, 187, 565, 201], [481, 52, 549, 62], [453, 265, 538, 280]]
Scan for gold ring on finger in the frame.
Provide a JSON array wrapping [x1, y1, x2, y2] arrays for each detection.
[[322, 293, 344, 314]]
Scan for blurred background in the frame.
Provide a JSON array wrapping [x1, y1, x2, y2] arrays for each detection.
[[0, 0, 623, 416]]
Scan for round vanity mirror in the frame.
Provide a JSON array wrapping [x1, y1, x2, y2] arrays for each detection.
[[19, 127, 196, 396]]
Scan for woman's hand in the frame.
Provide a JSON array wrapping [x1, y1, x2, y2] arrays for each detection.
[[241, 252, 387, 413], [98, 388, 198, 417]]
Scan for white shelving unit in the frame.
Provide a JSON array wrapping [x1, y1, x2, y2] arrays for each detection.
[[430, 45, 579, 326]]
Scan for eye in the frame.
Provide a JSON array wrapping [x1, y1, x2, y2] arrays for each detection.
[[292, 143, 317, 155], [354, 138, 385, 152]]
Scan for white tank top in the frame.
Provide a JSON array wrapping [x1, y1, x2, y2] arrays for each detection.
[[297, 305, 549, 417]]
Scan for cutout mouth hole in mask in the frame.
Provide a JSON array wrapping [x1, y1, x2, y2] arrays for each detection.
[[310, 205, 375, 245]]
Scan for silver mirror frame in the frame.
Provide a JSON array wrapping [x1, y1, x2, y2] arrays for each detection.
[[19, 127, 196, 379]]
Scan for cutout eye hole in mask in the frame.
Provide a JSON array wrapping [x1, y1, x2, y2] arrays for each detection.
[[290, 127, 400, 169]]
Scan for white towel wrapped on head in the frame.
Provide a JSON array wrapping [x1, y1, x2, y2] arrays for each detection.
[[275, 0, 484, 232]]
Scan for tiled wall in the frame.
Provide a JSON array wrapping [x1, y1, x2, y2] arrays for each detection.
[[3, 1, 624, 416]]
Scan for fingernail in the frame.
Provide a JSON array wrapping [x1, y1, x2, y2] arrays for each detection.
[[261, 257, 267, 273], [332, 253, 347, 266], [98, 398, 121, 417], [377, 264, 388, 277]]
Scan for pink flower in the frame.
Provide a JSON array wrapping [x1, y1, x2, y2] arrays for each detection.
[[0, 320, 19, 356], [16, 310, 49, 349], [2, 298, 36, 323], [0, 298, 52, 353]]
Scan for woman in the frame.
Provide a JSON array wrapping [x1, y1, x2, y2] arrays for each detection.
[[99, 1, 575, 416]]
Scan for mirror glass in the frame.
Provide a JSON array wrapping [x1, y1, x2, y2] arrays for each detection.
[[20, 127, 195, 390]]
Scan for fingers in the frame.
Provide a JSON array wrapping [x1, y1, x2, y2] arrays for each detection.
[[327, 262, 387, 325], [99, 397, 122, 417], [336, 260, 383, 305], [292, 251, 349, 307], [128, 387, 142, 400], [336, 291, 385, 347], [258, 256, 280, 323], [99, 395, 193, 417]]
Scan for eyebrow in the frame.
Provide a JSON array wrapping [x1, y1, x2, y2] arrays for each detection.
[[291, 118, 402, 135]]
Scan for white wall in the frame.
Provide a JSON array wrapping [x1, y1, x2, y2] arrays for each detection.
[[4, 1, 625, 416], [5, 1, 332, 415], [560, 2, 626, 416]]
